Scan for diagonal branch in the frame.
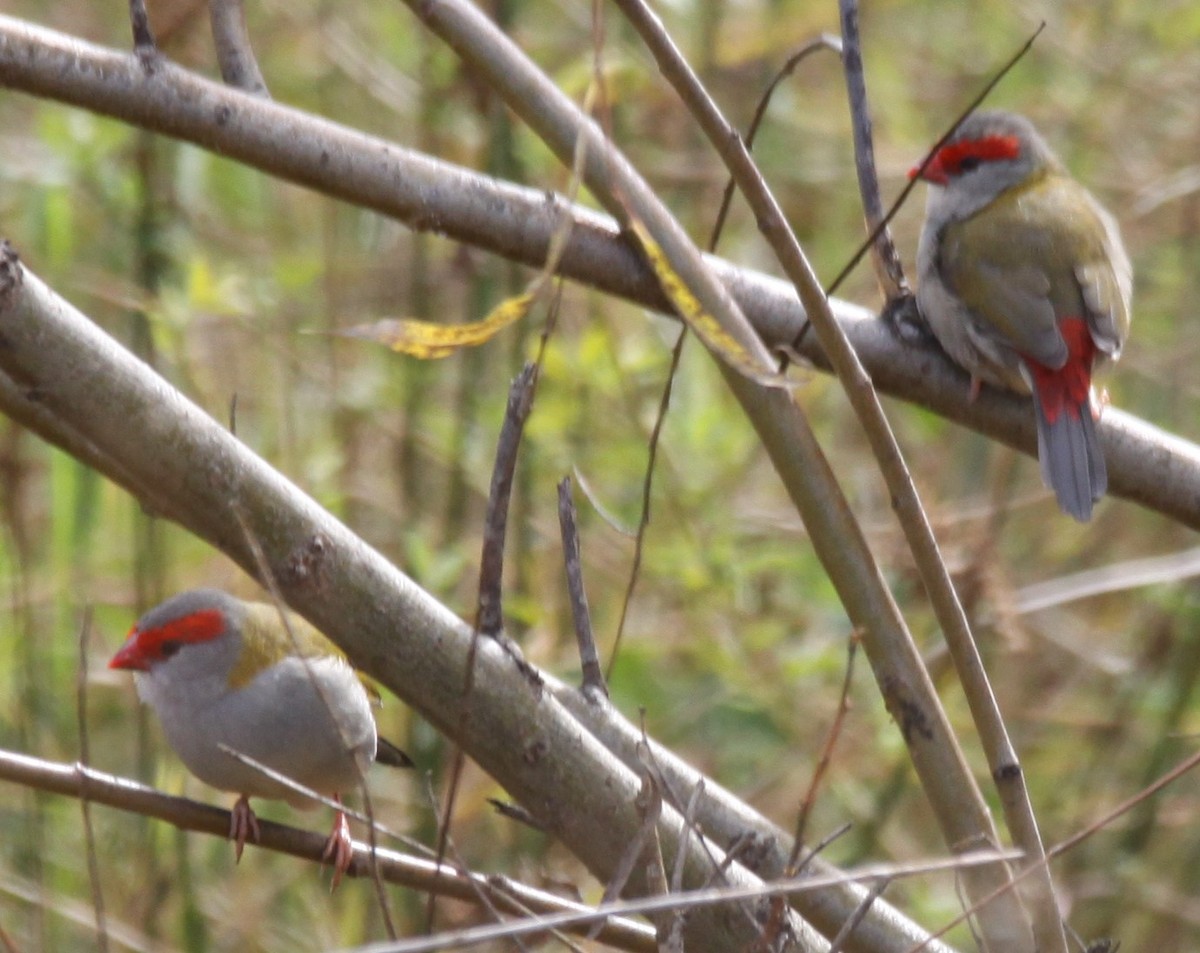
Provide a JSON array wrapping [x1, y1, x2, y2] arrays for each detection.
[[0, 250, 840, 953], [0, 748, 658, 952], [400, 0, 1025, 940], [0, 15, 1196, 527]]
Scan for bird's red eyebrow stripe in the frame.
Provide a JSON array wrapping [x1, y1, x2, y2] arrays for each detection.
[[137, 608, 225, 652], [937, 134, 1021, 169]]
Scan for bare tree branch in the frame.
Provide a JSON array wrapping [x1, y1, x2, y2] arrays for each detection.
[[326, 850, 1020, 953], [554, 685, 959, 953], [836, 0, 907, 301], [580, 0, 1027, 939], [0, 16, 1196, 527], [0, 748, 658, 953], [835, 10, 1064, 950], [208, 0, 270, 96], [0, 252, 844, 953]]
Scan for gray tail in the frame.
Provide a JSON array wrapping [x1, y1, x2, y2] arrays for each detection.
[[1033, 396, 1106, 522], [376, 736, 415, 769]]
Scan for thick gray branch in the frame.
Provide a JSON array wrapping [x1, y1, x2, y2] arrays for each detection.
[[0, 256, 848, 953], [0, 15, 1197, 526]]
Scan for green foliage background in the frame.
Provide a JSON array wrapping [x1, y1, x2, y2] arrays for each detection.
[[2, 0, 1199, 949]]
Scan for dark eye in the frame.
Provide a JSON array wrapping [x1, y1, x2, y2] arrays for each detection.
[[159, 640, 182, 659], [956, 156, 981, 173]]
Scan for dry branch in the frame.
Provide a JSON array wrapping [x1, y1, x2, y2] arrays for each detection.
[[0, 748, 658, 952], [0, 250, 853, 953], [0, 16, 1197, 526]]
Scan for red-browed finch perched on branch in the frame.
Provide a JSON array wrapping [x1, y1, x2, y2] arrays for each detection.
[[911, 110, 1132, 521], [109, 588, 412, 888]]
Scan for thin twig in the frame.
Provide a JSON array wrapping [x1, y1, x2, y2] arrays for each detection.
[[340, 849, 1021, 953], [828, 878, 890, 953], [557, 478, 607, 696], [75, 606, 109, 953], [795, 823, 853, 877], [710, 36, 842, 250], [128, 0, 157, 64], [593, 742, 664, 921], [759, 821, 855, 951], [607, 324, 684, 678], [436, 363, 539, 931], [216, 744, 420, 850], [822, 21, 1045, 301], [836, 0, 906, 300], [603, 0, 1032, 939], [911, 747, 1200, 951], [209, 0, 270, 96], [486, 798, 542, 830], [631, 725, 767, 941], [610, 35, 840, 678], [1012, 544, 1200, 615], [418, 777, 539, 953], [787, 632, 859, 872], [360, 785, 397, 939], [0, 748, 657, 952], [426, 746, 466, 933], [475, 362, 538, 640], [663, 780, 706, 949]]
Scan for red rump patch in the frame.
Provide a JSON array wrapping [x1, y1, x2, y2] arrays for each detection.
[[1023, 318, 1096, 425], [911, 134, 1021, 184], [109, 608, 225, 670]]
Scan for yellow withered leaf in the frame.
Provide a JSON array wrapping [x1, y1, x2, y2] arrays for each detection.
[[628, 220, 788, 389], [338, 291, 536, 359]]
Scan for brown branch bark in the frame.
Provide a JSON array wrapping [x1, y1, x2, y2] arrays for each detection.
[[0, 251, 848, 953], [0, 748, 658, 952], [0, 15, 1196, 528]]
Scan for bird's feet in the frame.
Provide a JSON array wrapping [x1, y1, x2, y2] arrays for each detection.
[[321, 797, 355, 890], [229, 795, 261, 863], [881, 291, 935, 346]]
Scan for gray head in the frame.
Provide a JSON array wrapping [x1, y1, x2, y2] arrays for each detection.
[[913, 110, 1061, 222], [109, 588, 245, 677]]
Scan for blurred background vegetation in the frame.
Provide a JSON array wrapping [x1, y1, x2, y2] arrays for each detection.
[[1, 0, 1199, 949]]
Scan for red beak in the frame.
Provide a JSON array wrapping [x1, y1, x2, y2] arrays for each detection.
[[109, 629, 150, 671], [908, 157, 947, 186]]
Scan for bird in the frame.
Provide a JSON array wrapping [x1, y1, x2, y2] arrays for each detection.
[[911, 110, 1132, 521], [109, 587, 411, 887]]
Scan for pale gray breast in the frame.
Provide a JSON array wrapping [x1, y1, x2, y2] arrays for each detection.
[[141, 653, 377, 806]]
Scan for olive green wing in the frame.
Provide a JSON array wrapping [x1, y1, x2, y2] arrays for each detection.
[[1075, 196, 1132, 357], [238, 601, 380, 703], [939, 173, 1125, 368]]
